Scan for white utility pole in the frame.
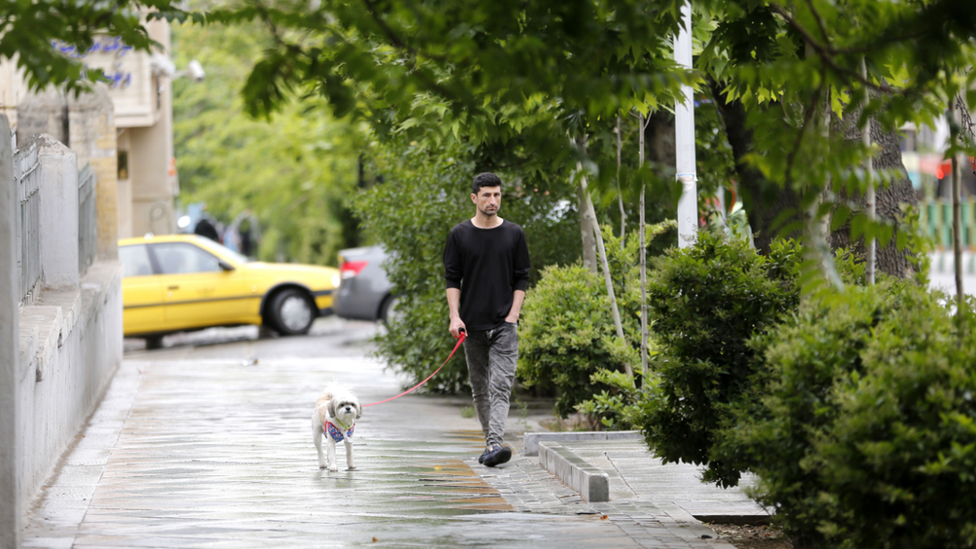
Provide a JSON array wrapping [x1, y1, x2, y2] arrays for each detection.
[[862, 58, 876, 285], [675, 1, 698, 248], [639, 112, 649, 387]]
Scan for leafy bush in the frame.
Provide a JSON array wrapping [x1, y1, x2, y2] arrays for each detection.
[[728, 282, 976, 549], [517, 263, 639, 416], [637, 232, 803, 486], [517, 222, 673, 420], [353, 140, 580, 392], [575, 369, 649, 430]]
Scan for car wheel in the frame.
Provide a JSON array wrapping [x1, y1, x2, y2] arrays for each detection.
[[380, 295, 400, 324], [145, 335, 164, 350], [269, 288, 316, 335]]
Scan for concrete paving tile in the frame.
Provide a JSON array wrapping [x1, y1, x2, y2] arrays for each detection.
[[29, 506, 88, 525], [21, 537, 76, 549], [64, 447, 115, 467], [45, 464, 106, 486], [71, 534, 222, 548], [36, 485, 98, 506]]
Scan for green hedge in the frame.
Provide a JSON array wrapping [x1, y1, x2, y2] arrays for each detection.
[[516, 223, 669, 419], [637, 232, 803, 486], [517, 263, 639, 417], [728, 283, 976, 549]]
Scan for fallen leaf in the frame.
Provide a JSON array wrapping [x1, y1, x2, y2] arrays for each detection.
[[601, 515, 608, 520]]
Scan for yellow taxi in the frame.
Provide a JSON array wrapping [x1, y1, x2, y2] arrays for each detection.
[[119, 234, 340, 347]]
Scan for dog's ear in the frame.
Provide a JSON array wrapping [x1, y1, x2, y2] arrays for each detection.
[[355, 400, 362, 419], [327, 398, 337, 419]]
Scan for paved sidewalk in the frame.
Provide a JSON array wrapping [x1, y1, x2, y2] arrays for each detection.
[[534, 439, 768, 520], [23, 346, 747, 548]]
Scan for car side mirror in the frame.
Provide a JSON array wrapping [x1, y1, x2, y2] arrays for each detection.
[[218, 260, 235, 272]]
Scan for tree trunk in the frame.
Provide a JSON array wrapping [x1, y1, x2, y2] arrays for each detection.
[[575, 132, 631, 378], [710, 77, 919, 277], [583, 182, 632, 377], [642, 109, 676, 171], [616, 116, 626, 244], [708, 78, 804, 253], [830, 108, 919, 278], [578, 178, 599, 273]]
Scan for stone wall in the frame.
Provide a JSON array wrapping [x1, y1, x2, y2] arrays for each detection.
[[16, 84, 118, 261]]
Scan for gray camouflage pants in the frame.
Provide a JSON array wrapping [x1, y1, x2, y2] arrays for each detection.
[[463, 322, 518, 448]]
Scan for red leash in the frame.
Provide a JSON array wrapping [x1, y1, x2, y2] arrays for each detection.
[[362, 331, 466, 407]]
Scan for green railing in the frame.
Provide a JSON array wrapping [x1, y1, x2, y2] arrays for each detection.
[[920, 199, 976, 250]]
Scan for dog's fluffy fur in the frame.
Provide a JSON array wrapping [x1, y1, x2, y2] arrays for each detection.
[[311, 386, 362, 472]]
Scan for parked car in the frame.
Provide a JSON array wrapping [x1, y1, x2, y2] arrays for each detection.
[[333, 246, 398, 323], [119, 234, 340, 348]]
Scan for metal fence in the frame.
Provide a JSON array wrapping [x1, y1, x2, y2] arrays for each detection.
[[921, 198, 976, 250], [16, 141, 40, 304], [78, 163, 97, 274]]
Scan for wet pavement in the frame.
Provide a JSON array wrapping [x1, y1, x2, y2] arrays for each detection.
[[23, 319, 742, 548]]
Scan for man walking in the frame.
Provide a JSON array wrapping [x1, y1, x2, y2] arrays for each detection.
[[444, 172, 531, 467]]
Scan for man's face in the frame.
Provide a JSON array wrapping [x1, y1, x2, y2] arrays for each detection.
[[471, 185, 501, 217]]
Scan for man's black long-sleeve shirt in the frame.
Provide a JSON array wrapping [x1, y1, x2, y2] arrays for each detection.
[[443, 220, 531, 331]]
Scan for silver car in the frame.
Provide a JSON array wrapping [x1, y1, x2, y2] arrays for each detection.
[[334, 246, 398, 322]]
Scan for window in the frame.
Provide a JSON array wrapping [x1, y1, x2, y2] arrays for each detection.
[[119, 245, 154, 277], [900, 129, 917, 153], [152, 243, 222, 275], [118, 150, 128, 180]]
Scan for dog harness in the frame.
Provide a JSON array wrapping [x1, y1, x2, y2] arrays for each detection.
[[325, 420, 355, 442]]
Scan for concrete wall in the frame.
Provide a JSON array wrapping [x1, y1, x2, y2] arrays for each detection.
[[0, 116, 123, 549], [1, 115, 22, 549], [130, 118, 175, 236], [17, 263, 123, 518], [129, 17, 177, 238], [32, 134, 80, 289]]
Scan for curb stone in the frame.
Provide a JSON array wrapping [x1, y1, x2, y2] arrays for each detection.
[[523, 430, 643, 456], [538, 441, 610, 502]]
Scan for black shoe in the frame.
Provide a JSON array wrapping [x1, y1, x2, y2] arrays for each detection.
[[478, 447, 491, 464], [483, 445, 512, 467]]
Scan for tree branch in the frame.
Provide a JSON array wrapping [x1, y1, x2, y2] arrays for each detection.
[[358, 0, 458, 101], [360, 0, 409, 50], [784, 83, 823, 192], [769, 2, 895, 94], [803, 0, 830, 44]]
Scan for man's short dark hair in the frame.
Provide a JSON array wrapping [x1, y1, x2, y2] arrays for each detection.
[[472, 172, 503, 194]]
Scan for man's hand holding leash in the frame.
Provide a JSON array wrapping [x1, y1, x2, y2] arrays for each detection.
[[450, 319, 466, 339], [447, 287, 466, 339]]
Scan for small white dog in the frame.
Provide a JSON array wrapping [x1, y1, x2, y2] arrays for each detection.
[[311, 386, 362, 472]]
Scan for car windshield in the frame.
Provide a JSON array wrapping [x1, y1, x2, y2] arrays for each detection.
[[193, 237, 252, 264]]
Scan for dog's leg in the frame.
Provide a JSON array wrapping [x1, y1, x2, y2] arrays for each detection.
[[327, 437, 339, 472], [344, 438, 355, 470], [312, 417, 326, 469]]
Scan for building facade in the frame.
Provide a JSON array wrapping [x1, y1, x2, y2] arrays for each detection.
[[0, 16, 179, 241]]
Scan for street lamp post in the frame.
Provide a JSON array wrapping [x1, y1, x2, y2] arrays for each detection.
[[675, 0, 698, 248]]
